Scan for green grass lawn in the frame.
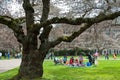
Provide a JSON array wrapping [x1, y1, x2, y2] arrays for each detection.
[[43, 60, 120, 80], [0, 58, 120, 80]]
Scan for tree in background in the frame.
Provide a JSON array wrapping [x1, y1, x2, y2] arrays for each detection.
[[0, 0, 120, 79]]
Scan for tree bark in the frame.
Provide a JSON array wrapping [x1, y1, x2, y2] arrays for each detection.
[[14, 49, 46, 80]]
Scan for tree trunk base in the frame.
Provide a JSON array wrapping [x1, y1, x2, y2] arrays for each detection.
[[11, 50, 46, 80], [10, 74, 43, 80]]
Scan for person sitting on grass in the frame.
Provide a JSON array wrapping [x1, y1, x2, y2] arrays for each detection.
[[78, 55, 84, 65], [69, 56, 74, 66], [63, 55, 67, 64], [54, 57, 59, 65], [59, 58, 63, 64], [54, 57, 63, 65], [86, 53, 95, 66], [74, 59, 79, 66], [65, 60, 69, 65]]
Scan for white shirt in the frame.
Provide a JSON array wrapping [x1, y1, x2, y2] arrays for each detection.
[[0, 52, 2, 57]]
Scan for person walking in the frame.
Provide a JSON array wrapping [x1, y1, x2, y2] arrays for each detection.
[[104, 52, 109, 60], [113, 53, 117, 59]]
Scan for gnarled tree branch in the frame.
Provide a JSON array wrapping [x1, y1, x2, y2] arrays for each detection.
[[15, 17, 26, 24], [49, 23, 92, 47], [34, 11, 120, 32], [48, 11, 120, 48], [0, 15, 25, 43], [0, 15, 14, 26]]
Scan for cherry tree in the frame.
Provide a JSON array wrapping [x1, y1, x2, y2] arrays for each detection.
[[0, 0, 120, 79]]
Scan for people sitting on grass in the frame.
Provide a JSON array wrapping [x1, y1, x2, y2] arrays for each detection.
[[54, 57, 63, 65], [63, 55, 67, 64], [53, 54, 96, 67], [68, 56, 85, 67], [86, 53, 95, 66]]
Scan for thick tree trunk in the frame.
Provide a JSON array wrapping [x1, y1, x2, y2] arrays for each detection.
[[14, 49, 46, 80]]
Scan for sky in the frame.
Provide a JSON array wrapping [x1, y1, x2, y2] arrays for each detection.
[[1, 0, 120, 18]]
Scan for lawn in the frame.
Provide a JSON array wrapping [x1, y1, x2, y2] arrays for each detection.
[[0, 57, 120, 80], [43, 59, 120, 80]]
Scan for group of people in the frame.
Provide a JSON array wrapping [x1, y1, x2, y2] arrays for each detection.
[[0, 51, 22, 59], [0, 52, 11, 59], [69, 55, 84, 66], [54, 55, 85, 67], [54, 53, 99, 67], [53, 51, 118, 67]]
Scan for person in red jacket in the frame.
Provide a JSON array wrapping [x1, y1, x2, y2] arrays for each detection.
[[69, 56, 74, 66]]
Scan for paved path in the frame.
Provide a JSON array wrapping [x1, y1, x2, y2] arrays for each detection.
[[0, 59, 21, 73]]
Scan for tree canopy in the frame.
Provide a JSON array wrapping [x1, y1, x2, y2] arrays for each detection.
[[0, 0, 120, 79]]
